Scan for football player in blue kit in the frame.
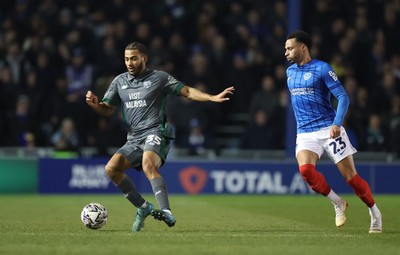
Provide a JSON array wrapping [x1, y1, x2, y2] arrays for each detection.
[[285, 30, 382, 233]]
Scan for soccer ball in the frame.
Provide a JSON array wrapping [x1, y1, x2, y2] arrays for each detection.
[[81, 202, 108, 229]]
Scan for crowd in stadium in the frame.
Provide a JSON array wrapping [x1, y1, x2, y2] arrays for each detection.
[[0, 0, 399, 157]]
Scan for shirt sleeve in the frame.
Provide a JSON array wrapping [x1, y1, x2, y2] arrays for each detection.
[[322, 63, 341, 90], [324, 65, 350, 126], [102, 77, 121, 106], [158, 71, 184, 95], [331, 85, 349, 126], [321, 63, 350, 126]]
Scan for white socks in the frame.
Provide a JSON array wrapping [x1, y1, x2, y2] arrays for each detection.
[[369, 204, 381, 218], [326, 189, 343, 205]]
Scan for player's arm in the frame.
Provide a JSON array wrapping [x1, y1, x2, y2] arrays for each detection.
[[331, 85, 350, 127], [322, 63, 350, 138], [323, 65, 350, 128], [179, 85, 234, 103], [86, 90, 116, 116], [329, 85, 350, 138]]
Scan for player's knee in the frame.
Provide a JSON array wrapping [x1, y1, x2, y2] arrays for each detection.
[[142, 158, 159, 179], [105, 162, 120, 179], [299, 164, 316, 179]]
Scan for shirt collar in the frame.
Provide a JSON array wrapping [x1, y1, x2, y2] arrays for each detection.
[[127, 68, 152, 81]]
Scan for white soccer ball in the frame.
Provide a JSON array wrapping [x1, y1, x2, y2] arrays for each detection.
[[81, 202, 108, 229]]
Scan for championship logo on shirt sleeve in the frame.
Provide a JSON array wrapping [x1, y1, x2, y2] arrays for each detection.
[[167, 75, 178, 85], [328, 71, 338, 81]]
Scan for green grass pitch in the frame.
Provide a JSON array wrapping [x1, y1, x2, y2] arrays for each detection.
[[0, 194, 399, 255]]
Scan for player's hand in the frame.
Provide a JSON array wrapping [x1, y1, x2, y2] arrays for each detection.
[[212, 86, 235, 102], [86, 90, 99, 106], [330, 125, 341, 139]]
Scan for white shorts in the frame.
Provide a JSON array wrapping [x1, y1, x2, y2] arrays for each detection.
[[295, 126, 357, 164]]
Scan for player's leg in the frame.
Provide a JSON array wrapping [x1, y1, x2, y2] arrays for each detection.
[[336, 155, 382, 233], [142, 150, 176, 227], [141, 134, 176, 227], [297, 150, 331, 195], [105, 153, 154, 232], [297, 130, 349, 227], [105, 153, 149, 209], [297, 150, 348, 227], [327, 126, 382, 233], [142, 150, 169, 209]]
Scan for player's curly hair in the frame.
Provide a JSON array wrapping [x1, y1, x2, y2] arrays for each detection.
[[287, 30, 312, 49], [125, 42, 148, 55]]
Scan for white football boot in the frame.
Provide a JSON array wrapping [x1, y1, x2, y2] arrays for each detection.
[[333, 199, 348, 227], [369, 208, 382, 234]]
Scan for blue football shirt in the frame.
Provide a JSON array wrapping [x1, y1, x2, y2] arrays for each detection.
[[286, 59, 345, 134]]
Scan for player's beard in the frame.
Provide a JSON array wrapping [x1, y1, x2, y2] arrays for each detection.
[[287, 54, 300, 64], [128, 61, 145, 76]]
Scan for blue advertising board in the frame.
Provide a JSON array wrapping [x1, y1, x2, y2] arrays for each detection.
[[39, 158, 400, 194]]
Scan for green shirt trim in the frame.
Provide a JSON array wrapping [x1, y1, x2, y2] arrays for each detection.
[[173, 82, 185, 95]]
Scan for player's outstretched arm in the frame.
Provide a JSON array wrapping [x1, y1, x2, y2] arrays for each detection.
[[179, 85, 234, 103], [86, 90, 116, 116]]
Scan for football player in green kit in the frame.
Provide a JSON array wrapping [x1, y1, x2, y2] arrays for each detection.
[[86, 42, 234, 232]]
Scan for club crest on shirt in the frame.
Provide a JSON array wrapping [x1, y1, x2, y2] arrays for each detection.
[[143, 81, 152, 88], [303, 72, 312, 80]]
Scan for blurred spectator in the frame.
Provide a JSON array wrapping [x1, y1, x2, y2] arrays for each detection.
[[225, 51, 257, 113], [134, 22, 152, 46], [267, 1, 287, 29], [34, 51, 56, 92], [248, 75, 278, 117], [51, 117, 79, 151], [0, 65, 17, 116], [0, 41, 31, 87], [209, 35, 231, 84], [391, 54, 400, 84], [273, 64, 287, 89], [167, 32, 188, 76], [5, 94, 35, 146], [274, 88, 288, 150], [241, 109, 278, 150], [148, 36, 170, 69], [182, 51, 219, 94], [366, 114, 388, 152], [187, 118, 208, 155], [65, 48, 93, 98], [264, 22, 287, 66], [382, 1, 400, 55], [95, 35, 124, 76], [246, 10, 268, 42], [54, 8, 74, 43], [87, 117, 125, 156], [371, 70, 396, 120], [349, 87, 371, 150], [65, 47, 93, 140]]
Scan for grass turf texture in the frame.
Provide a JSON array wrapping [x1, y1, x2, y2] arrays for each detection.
[[0, 194, 399, 255]]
